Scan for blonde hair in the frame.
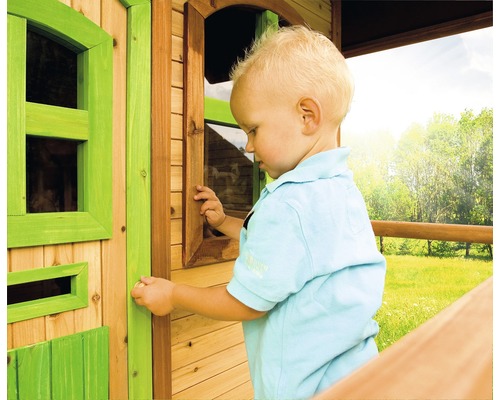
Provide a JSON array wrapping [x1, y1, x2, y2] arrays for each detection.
[[230, 25, 354, 126]]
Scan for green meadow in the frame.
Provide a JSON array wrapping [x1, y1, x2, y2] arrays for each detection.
[[374, 255, 493, 351]]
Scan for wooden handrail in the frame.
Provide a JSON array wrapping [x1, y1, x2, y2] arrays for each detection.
[[371, 220, 493, 244], [313, 277, 493, 400]]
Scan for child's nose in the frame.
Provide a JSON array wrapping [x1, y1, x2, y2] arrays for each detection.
[[245, 136, 255, 153]]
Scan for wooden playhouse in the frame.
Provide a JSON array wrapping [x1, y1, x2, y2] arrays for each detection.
[[6, 0, 492, 399]]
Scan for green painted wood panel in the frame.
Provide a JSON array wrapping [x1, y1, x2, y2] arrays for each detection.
[[126, 2, 153, 399], [17, 342, 52, 399], [7, 0, 113, 248], [26, 102, 89, 141], [52, 334, 85, 400], [7, 327, 109, 400], [7, 14, 26, 217], [8, 0, 109, 51], [7, 350, 18, 399], [83, 327, 110, 400]]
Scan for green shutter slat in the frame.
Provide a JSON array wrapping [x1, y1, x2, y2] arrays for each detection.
[[17, 342, 51, 399], [51, 334, 85, 400], [7, 350, 18, 400], [83, 327, 109, 400]]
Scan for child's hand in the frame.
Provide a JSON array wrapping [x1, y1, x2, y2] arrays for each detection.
[[193, 185, 226, 228], [131, 276, 175, 316]]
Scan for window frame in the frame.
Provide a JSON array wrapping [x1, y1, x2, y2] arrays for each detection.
[[183, 0, 304, 267], [7, 0, 113, 248]]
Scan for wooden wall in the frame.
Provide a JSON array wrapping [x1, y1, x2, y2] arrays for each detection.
[[168, 1, 332, 398], [7, 1, 332, 399], [7, 1, 129, 399]]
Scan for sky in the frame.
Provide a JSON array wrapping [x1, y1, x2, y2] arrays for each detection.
[[342, 27, 494, 141]]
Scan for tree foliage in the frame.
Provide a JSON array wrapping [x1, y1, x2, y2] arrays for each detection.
[[346, 108, 493, 256]]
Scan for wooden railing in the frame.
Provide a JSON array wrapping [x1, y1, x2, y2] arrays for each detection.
[[313, 276, 493, 399], [371, 220, 493, 244]]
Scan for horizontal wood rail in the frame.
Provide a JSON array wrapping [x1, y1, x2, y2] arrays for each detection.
[[314, 276, 493, 400], [371, 220, 493, 245]]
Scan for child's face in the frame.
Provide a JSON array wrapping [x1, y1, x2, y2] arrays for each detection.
[[230, 76, 313, 179]]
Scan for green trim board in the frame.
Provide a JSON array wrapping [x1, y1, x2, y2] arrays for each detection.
[[125, 2, 153, 399], [7, 0, 113, 248], [7, 262, 88, 323], [7, 327, 109, 400]]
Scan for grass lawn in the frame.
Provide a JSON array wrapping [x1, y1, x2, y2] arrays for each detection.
[[374, 255, 493, 351]]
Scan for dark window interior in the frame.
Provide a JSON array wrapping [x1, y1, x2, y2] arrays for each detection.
[[27, 137, 79, 213], [26, 27, 78, 108], [7, 276, 72, 305], [205, 7, 258, 84]]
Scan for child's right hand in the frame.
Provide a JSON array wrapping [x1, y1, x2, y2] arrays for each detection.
[[193, 185, 226, 228], [131, 276, 176, 316]]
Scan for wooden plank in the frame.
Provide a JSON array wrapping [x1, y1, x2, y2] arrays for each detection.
[[171, 314, 235, 346], [171, 323, 245, 370], [187, 0, 304, 23], [172, 9, 184, 37], [371, 220, 493, 244], [314, 277, 493, 400], [172, 86, 183, 114], [172, 35, 183, 62], [171, 260, 234, 286], [74, 241, 102, 331], [172, 60, 183, 87], [284, 0, 331, 36], [83, 327, 110, 400], [171, 192, 183, 219], [171, 138, 183, 165], [343, 11, 493, 58], [171, 244, 183, 270], [172, 362, 251, 400], [125, 3, 153, 399], [17, 341, 51, 399], [51, 334, 85, 400], [172, 342, 248, 393], [151, 0, 173, 398], [71, 0, 101, 25], [100, 0, 129, 397], [171, 218, 183, 245], [172, 113, 183, 139], [44, 244, 75, 341], [171, 166, 183, 191], [214, 381, 254, 400]]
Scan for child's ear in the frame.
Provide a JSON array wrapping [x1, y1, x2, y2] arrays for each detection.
[[297, 97, 322, 135]]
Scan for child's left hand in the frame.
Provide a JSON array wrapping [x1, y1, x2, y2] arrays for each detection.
[[131, 276, 176, 316]]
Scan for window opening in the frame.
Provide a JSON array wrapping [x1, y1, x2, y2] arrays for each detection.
[[26, 27, 78, 109], [7, 276, 71, 305], [26, 136, 80, 213]]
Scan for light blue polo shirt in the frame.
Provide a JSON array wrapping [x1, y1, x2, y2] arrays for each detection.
[[227, 147, 386, 399]]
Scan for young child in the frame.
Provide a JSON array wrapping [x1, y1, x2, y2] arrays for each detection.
[[132, 25, 386, 399]]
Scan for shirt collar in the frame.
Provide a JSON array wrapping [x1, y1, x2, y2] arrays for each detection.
[[265, 147, 351, 193]]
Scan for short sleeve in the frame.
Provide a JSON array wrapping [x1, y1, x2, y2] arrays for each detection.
[[227, 198, 313, 311]]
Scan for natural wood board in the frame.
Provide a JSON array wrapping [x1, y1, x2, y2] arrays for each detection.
[[171, 322, 245, 369]]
